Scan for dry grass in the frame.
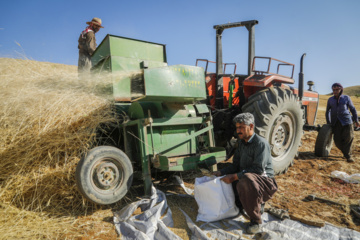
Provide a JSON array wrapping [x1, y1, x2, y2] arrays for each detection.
[[0, 58, 118, 239]]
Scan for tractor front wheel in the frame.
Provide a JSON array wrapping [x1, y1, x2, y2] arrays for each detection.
[[242, 87, 304, 174], [75, 146, 133, 205]]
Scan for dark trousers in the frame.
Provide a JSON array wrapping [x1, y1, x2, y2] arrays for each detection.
[[232, 173, 277, 224], [333, 121, 354, 159]]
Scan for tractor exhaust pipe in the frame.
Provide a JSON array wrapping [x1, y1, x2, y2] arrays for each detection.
[[298, 53, 306, 101]]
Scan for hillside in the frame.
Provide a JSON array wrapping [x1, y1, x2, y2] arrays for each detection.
[[0, 58, 359, 239], [344, 85, 360, 97], [323, 85, 360, 96]]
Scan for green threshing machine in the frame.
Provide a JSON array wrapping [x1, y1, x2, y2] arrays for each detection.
[[75, 35, 226, 205], [76, 20, 328, 205]]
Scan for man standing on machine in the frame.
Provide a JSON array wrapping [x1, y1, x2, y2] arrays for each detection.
[[78, 17, 104, 76]]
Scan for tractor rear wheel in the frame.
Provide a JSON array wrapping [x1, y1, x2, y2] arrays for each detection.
[[242, 87, 303, 174], [314, 124, 333, 157], [75, 146, 133, 205]]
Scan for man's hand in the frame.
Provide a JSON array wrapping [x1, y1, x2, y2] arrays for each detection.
[[212, 171, 222, 177], [220, 173, 238, 184], [355, 122, 360, 128]]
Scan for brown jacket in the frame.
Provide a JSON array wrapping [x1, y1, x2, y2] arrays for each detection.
[[78, 30, 96, 56]]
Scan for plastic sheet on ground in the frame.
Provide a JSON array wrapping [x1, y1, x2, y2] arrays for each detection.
[[260, 213, 360, 240], [114, 186, 360, 240], [113, 186, 181, 240], [180, 210, 360, 240], [331, 170, 360, 184], [173, 175, 194, 195]]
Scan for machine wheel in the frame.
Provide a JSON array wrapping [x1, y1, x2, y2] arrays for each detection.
[[314, 124, 333, 157], [242, 87, 304, 174], [75, 146, 133, 205]]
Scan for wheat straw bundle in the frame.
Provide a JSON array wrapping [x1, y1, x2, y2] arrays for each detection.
[[0, 58, 119, 238], [0, 202, 77, 239]]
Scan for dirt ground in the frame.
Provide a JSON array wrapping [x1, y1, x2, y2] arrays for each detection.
[[72, 95, 360, 240]]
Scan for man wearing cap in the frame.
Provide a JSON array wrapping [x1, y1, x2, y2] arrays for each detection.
[[78, 17, 104, 75], [213, 112, 278, 234], [326, 83, 360, 162]]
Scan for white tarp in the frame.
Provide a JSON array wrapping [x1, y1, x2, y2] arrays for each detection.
[[113, 186, 181, 240], [180, 209, 360, 240], [260, 213, 360, 240], [114, 185, 360, 240]]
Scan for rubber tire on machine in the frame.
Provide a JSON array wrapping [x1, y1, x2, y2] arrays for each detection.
[[75, 146, 133, 205], [242, 87, 304, 174], [314, 124, 333, 157]]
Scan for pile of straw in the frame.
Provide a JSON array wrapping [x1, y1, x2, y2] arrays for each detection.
[[0, 58, 118, 238]]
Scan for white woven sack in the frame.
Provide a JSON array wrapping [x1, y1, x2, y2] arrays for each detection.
[[194, 175, 239, 222]]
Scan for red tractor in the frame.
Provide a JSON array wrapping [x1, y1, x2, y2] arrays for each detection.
[[197, 20, 320, 174]]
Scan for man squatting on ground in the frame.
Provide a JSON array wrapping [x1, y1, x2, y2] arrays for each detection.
[[326, 83, 360, 163], [213, 112, 278, 234], [78, 17, 104, 75]]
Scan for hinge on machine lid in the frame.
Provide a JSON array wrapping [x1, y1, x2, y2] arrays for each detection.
[[140, 61, 148, 69]]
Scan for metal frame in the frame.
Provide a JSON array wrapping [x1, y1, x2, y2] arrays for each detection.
[[213, 20, 259, 109], [252, 56, 295, 79]]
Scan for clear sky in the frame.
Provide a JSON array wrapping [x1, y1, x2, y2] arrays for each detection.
[[1, 0, 359, 94]]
